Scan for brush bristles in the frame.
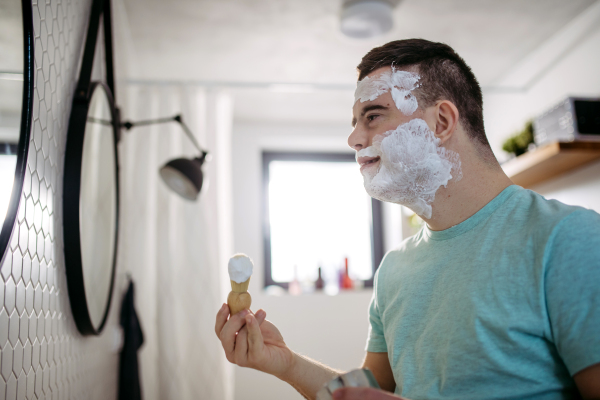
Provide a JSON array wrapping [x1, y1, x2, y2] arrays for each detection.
[[230, 277, 250, 293]]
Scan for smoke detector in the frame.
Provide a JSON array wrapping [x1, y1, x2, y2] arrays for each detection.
[[340, 0, 395, 39]]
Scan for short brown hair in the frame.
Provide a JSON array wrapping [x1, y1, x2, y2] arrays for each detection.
[[358, 39, 490, 149]]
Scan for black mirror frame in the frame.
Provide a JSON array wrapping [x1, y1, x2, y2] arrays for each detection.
[[0, 0, 35, 265], [63, 0, 120, 335], [64, 82, 120, 335]]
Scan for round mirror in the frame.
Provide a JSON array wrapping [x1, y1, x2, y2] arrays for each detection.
[[0, 0, 34, 263], [63, 82, 119, 335]]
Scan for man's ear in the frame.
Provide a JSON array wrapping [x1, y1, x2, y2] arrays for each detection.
[[434, 100, 459, 144]]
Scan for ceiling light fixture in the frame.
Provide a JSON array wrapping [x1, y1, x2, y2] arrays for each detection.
[[340, 0, 394, 39]]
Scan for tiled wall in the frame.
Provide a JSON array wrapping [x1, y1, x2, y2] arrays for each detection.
[[0, 0, 121, 399]]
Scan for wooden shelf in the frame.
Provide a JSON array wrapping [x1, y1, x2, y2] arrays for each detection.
[[502, 141, 600, 188]]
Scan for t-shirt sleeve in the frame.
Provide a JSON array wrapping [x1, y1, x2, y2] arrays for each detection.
[[545, 208, 600, 375], [366, 267, 388, 353]]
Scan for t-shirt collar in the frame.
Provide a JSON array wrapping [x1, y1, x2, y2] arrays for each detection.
[[424, 185, 521, 241]]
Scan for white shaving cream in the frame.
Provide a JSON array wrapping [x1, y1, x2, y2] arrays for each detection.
[[228, 253, 254, 283], [354, 68, 421, 115], [357, 119, 462, 219]]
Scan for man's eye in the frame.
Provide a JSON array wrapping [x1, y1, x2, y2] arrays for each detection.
[[367, 114, 379, 122]]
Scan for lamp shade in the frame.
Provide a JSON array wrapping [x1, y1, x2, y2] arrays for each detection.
[[159, 154, 207, 200]]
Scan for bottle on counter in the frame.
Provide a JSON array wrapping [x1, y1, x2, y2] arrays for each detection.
[[341, 257, 354, 290], [289, 265, 302, 295], [315, 266, 325, 290]]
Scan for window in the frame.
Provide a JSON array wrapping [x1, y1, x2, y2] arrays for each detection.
[[262, 152, 384, 289]]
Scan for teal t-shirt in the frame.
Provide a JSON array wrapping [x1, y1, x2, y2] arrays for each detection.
[[367, 185, 600, 399]]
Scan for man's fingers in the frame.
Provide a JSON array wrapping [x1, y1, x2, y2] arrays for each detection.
[[219, 309, 250, 358], [333, 387, 366, 400], [215, 303, 229, 337], [235, 326, 249, 364], [246, 314, 265, 359], [333, 387, 405, 400], [225, 310, 265, 366], [217, 307, 266, 365]]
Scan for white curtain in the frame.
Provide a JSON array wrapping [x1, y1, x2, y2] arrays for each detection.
[[112, 3, 235, 396], [117, 84, 235, 400]]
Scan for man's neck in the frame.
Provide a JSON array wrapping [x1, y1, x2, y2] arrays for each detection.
[[423, 155, 513, 231]]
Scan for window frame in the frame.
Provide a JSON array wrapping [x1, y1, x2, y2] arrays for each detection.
[[262, 151, 385, 289]]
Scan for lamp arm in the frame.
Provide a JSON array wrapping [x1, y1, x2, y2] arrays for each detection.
[[121, 114, 207, 156], [173, 115, 206, 157]]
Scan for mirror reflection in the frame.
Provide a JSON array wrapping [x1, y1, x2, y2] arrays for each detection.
[[0, 0, 23, 224], [80, 84, 117, 329]]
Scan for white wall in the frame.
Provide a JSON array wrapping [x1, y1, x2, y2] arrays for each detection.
[[483, 4, 600, 211], [231, 122, 379, 399], [483, 2, 600, 161]]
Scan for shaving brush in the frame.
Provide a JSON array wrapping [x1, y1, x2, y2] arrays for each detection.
[[227, 254, 254, 315]]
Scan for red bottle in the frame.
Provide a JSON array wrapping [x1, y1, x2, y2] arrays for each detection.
[[341, 258, 353, 290]]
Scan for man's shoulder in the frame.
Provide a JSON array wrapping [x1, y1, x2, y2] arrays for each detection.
[[505, 186, 598, 233], [386, 228, 424, 254], [543, 203, 600, 254], [506, 188, 600, 264], [377, 229, 425, 274]]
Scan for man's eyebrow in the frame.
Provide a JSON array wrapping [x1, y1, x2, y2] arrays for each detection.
[[351, 104, 390, 127]]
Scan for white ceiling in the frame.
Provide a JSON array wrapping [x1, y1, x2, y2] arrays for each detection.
[[122, 0, 594, 84], [120, 0, 596, 123]]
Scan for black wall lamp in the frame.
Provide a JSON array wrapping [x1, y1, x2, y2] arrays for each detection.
[[121, 114, 210, 201]]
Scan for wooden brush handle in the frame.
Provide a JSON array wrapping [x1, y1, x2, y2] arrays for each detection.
[[227, 291, 252, 315]]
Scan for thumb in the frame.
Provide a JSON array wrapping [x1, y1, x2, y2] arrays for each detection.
[[246, 314, 265, 358]]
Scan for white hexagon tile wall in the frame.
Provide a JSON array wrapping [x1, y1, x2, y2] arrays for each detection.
[[0, 0, 121, 399]]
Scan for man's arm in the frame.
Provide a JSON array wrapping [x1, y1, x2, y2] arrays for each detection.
[[362, 352, 396, 392], [327, 352, 404, 400], [280, 352, 342, 399], [544, 210, 600, 399], [215, 304, 341, 400], [215, 306, 399, 399], [282, 350, 398, 398], [574, 363, 600, 399]]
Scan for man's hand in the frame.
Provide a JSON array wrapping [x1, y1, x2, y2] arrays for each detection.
[[216, 304, 344, 398], [333, 387, 408, 400], [215, 303, 295, 378]]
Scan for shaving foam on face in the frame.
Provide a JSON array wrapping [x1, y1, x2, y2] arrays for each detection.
[[354, 68, 420, 115], [355, 145, 379, 160], [228, 253, 254, 283], [358, 119, 462, 219]]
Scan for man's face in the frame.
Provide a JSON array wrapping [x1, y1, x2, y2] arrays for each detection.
[[347, 66, 462, 219], [348, 67, 425, 173]]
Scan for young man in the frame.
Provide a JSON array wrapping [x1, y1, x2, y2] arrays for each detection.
[[215, 39, 600, 399]]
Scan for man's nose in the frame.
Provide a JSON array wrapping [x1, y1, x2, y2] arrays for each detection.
[[348, 126, 368, 150]]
